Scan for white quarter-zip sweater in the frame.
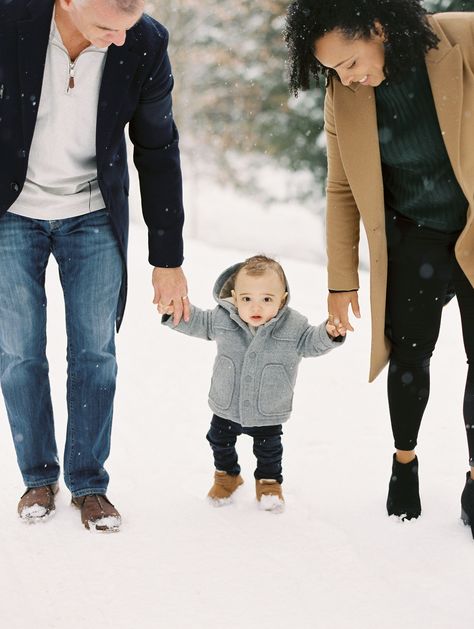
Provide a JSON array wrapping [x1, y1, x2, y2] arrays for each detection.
[[9, 16, 107, 220]]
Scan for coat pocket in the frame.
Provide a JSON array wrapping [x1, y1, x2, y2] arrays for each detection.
[[257, 364, 293, 417], [209, 355, 235, 410]]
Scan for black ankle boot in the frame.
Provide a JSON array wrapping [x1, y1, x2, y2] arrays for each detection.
[[461, 472, 474, 539], [386, 454, 421, 520]]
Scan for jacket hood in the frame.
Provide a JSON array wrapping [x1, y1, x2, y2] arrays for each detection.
[[212, 262, 290, 321]]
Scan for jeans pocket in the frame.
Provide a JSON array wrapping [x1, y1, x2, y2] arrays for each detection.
[[209, 355, 235, 410], [257, 364, 293, 417]]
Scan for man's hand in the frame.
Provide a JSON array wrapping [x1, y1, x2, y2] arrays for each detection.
[[326, 291, 361, 337], [152, 266, 190, 325]]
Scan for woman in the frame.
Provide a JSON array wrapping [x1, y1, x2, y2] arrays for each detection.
[[285, 0, 474, 534]]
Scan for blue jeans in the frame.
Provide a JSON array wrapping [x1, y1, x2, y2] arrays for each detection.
[[206, 415, 283, 483], [0, 210, 123, 496]]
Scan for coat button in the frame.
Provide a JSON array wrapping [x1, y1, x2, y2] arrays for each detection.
[[244, 376, 252, 383], [249, 352, 256, 359], [243, 400, 250, 407], [10, 181, 20, 192]]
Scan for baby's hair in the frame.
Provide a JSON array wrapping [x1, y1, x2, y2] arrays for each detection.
[[234, 255, 287, 290]]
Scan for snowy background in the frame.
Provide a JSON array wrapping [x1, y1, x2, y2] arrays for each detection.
[[0, 163, 472, 629]]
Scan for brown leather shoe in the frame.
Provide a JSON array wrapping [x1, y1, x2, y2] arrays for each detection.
[[208, 470, 244, 505], [18, 483, 59, 522], [71, 494, 121, 532]]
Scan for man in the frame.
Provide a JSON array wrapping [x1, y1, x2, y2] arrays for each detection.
[[0, 0, 189, 531]]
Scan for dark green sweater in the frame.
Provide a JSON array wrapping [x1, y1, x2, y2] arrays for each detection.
[[375, 62, 467, 232]]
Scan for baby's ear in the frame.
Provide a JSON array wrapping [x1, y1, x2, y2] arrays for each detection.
[[281, 292, 288, 306], [231, 289, 237, 305]]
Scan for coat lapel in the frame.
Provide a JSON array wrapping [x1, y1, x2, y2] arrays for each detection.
[[332, 82, 385, 228], [17, 1, 54, 146], [425, 32, 463, 180], [96, 42, 141, 167]]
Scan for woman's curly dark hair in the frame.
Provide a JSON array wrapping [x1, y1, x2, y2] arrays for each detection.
[[284, 0, 440, 95]]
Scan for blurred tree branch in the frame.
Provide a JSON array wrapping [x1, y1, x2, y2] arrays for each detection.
[[144, 0, 473, 207]]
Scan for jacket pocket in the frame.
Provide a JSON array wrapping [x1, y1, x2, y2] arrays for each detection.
[[209, 355, 235, 410], [257, 364, 293, 417]]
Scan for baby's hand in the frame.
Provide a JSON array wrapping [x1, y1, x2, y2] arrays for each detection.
[[326, 319, 346, 338]]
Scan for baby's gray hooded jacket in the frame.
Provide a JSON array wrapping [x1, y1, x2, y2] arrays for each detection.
[[162, 262, 344, 427]]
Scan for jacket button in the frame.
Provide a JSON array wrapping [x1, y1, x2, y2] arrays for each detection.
[[245, 376, 252, 383], [10, 181, 20, 192], [249, 352, 256, 359], [243, 400, 250, 407]]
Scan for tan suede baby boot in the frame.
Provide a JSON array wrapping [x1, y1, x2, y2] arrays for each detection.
[[207, 470, 244, 506], [256, 479, 285, 514]]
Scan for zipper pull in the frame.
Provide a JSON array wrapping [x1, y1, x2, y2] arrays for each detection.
[[68, 62, 75, 91], [0, 84, 4, 99]]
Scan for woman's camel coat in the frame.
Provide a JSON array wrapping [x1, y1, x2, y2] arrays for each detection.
[[324, 12, 474, 382]]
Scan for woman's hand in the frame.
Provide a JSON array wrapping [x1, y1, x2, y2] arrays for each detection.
[[326, 291, 361, 336]]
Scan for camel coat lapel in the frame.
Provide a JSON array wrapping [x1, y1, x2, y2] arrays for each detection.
[[425, 17, 474, 272]]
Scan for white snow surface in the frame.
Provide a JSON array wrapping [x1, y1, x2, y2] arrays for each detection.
[[0, 180, 473, 629]]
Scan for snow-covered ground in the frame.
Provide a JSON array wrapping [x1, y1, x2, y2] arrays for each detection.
[[0, 185, 472, 629]]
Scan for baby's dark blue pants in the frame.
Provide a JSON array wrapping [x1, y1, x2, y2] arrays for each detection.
[[206, 414, 283, 483]]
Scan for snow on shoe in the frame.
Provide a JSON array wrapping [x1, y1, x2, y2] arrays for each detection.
[[258, 493, 285, 514]]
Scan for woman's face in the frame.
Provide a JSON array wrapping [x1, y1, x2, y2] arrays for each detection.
[[314, 27, 386, 87]]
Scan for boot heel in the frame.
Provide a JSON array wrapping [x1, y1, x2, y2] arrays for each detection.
[[460, 508, 470, 526]]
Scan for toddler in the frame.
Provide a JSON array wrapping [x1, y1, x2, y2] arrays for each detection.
[[162, 255, 344, 513]]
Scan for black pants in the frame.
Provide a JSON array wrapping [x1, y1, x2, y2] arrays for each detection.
[[206, 415, 283, 483], [385, 210, 474, 465]]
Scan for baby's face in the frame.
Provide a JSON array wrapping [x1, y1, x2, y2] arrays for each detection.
[[232, 270, 287, 326]]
